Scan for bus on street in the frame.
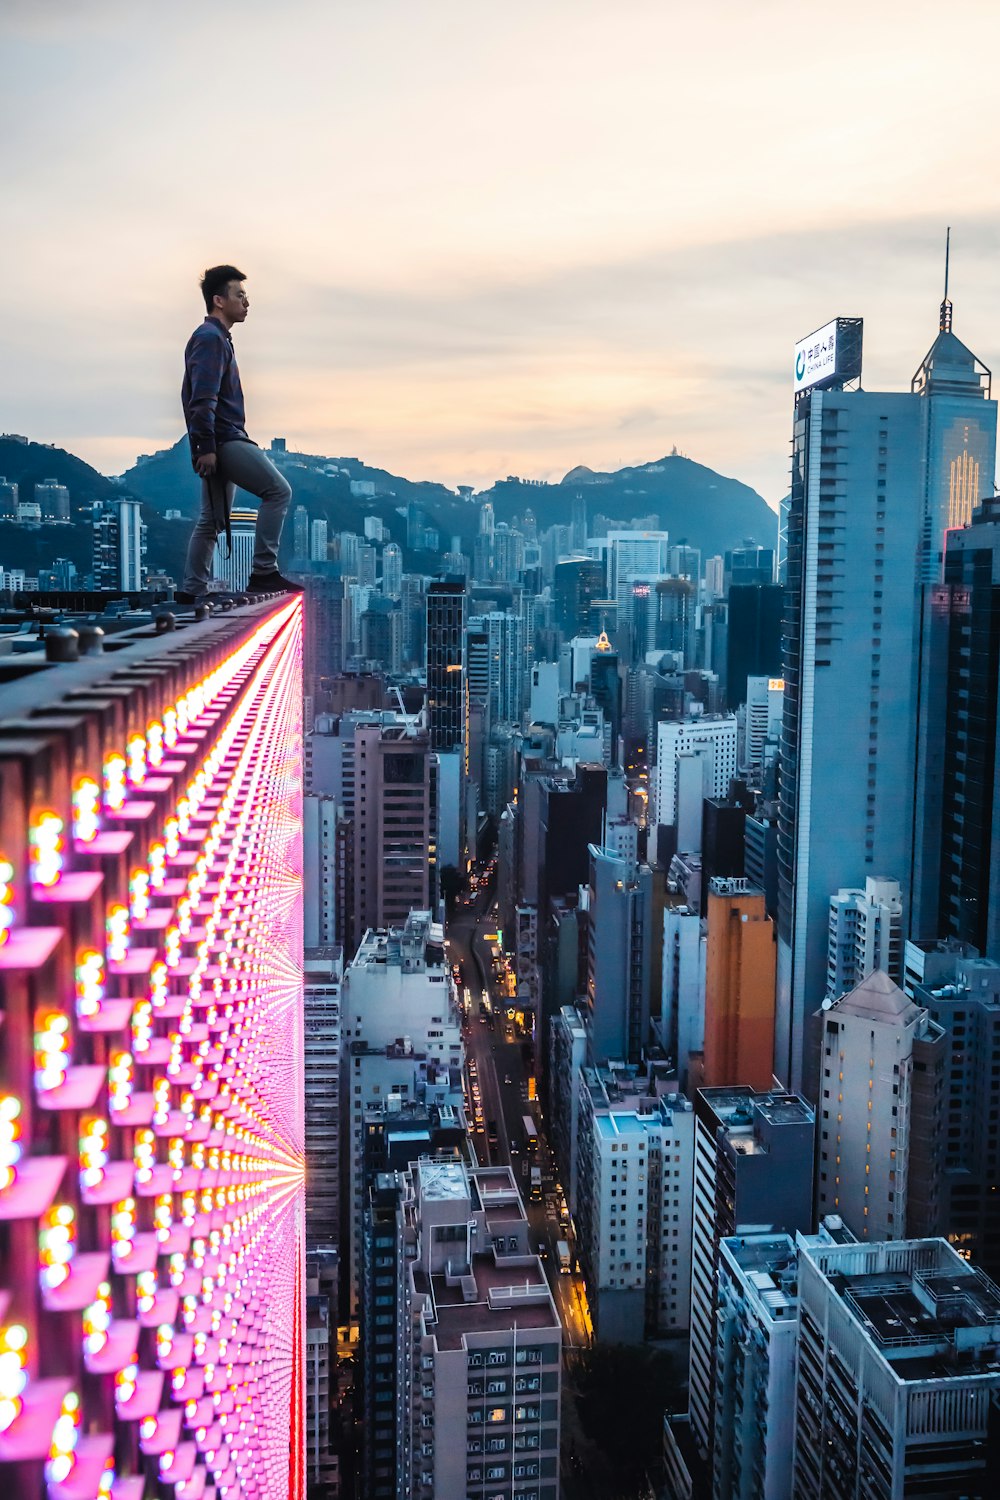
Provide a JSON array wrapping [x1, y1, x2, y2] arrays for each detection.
[[556, 1239, 572, 1274], [522, 1116, 538, 1153]]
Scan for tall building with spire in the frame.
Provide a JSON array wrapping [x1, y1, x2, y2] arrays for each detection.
[[777, 279, 997, 1093], [911, 231, 995, 578]]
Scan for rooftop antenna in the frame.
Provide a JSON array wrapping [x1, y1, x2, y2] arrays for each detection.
[[940, 226, 953, 334]]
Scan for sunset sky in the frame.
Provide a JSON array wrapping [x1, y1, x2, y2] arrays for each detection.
[[2, 0, 999, 507]]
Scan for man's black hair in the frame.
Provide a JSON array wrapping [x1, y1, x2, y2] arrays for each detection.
[[200, 264, 247, 314]]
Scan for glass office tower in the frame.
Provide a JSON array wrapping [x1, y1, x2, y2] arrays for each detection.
[[777, 308, 996, 1093]]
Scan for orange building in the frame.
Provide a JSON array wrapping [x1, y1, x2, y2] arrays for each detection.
[[703, 877, 776, 1089]]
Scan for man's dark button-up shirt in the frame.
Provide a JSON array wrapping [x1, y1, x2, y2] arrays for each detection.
[[181, 316, 249, 460]]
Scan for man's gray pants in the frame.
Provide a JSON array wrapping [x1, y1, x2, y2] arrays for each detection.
[[182, 439, 292, 593]]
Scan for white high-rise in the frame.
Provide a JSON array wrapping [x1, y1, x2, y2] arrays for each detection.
[[605, 530, 669, 616], [654, 715, 738, 828], [342, 912, 464, 1314], [661, 906, 705, 1086], [212, 505, 254, 590], [743, 674, 783, 780], [815, 969, 945, 1241], [310, 516, 329, 562], [304, 794, 339, 947], [825, 875, 903, 999], [794, 1237, 1000, 1499], [381, 541, 403, 599]]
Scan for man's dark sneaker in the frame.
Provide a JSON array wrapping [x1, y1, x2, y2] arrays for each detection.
[[173, 590, 207, 606], [245, 571, 304, 595]]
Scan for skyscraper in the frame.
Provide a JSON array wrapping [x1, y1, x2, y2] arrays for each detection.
[[725, 583, 782, 710], [310, 516, 329, 562], [584, 844, 652, 1066], [552, 557, 605, 637], [794, 1237, 1000, 1498], [34, 476, 70, 521], [653, 715, 738, 831], [605, 530, 669, 617], [425, 579, 466, 753], [0, 596, 307, 1498], [352, 722, 436, 937], [212, 504, 256, 590], [293, 502, 310, 557], [654, 576, 697, 664], [92, 496, 146, 591], [776, 305, 997, 1093], [381, 541, 403, 600], [922, 498, 1000, 954], [588, 632, 621, 764], [909, 947, 1000, 1272], [702, 877, 776, 1091], [815, 970, 946, 1242], [571, 490, 588, 551], [399, 1160, 561, 1500], [574, 1073, 695, 1342], [825, 876, 903, 999], [687, 1088, 815, 1461]]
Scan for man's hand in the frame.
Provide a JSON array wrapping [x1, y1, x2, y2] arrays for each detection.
[[196, 452, 218, 478]]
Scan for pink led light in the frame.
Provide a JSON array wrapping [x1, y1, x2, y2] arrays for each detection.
[[116, 1360, 138, 1404], [0, 1323, 29, 1433], [110, 1198, 137, 1263], [147, 720, 165, 769], [76, 947, 105, 1019], [46, 1390, 81, 1486], [79, 1115, 109, 1190], [35, 1009, 71, 1092], [108, 1050, 133, 1112], [132, 1000, 153, 1054], [126, 735, 146, 787], [129, 868, 151, 921], [39, 1203, 76, 1289], [136, 1271, 157, 1315], [103, 753, 127, 813], [0, 1095, 23, 1191], [148, 841, 167, 890], [72, 775, 101, 844], [83, 1283, 112, 1356], [29, 810, 64, 887], [106, 903, 130, 963], [134, 1131, 155, 1186], [0, 857, 15, 946], [165, 817, 180, 858]]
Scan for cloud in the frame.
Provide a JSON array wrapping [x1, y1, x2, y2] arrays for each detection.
[[1, 2, 999, 501]]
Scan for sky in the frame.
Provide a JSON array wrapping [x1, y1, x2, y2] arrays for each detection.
[[2, 0, 999, 508]]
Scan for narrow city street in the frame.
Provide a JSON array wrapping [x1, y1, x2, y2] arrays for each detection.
[[446, 874, 591, 1350]]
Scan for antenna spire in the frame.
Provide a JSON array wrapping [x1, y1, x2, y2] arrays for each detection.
[[940, 226, 953, 333]]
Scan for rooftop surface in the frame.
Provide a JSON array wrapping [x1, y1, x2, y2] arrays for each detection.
[[813, 1241, 1000, 1383], [418, 1159, 469, 1202], [429, 1257, 559, 1349], [595, 1112, 650, 1139]]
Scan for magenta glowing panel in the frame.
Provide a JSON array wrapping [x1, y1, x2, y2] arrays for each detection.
[[0, 600, 305, 1500]]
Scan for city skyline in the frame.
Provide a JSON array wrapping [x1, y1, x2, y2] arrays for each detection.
[[3, 1, 1000, 503]]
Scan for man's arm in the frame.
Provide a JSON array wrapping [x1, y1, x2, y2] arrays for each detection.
[[184, 331, 227, 471]]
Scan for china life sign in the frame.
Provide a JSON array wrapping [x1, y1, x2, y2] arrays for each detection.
[[794, 320, 839, 393]]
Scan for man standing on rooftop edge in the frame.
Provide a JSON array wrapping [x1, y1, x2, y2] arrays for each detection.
[[179, 263, 301, 602]]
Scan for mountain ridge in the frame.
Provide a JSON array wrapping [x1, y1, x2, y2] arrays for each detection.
[[0, 435, 777, 580]]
